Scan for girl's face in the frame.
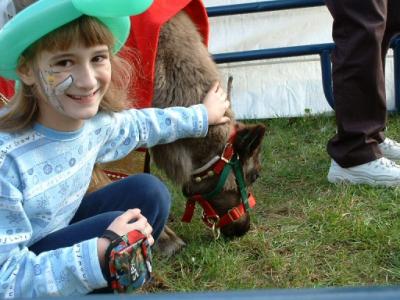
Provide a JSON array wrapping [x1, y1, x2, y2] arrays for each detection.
[[23, 43, 112, 131]]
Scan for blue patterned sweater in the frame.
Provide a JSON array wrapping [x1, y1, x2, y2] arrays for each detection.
[[0, 104, 207, 298]]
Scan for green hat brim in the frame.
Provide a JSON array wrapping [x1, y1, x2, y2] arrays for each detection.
[[0, 0, 152, 80]]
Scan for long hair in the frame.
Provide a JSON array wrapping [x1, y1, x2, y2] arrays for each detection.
[[0, 15, 136, 131]]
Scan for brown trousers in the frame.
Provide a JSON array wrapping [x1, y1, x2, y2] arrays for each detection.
[[325, 0, 400, 167]]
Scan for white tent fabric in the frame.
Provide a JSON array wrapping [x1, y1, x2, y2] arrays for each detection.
[[203, 0, 396, 119]]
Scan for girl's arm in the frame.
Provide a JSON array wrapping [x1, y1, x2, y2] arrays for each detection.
[[96, 104, 209, 162], [96, 82, 229, 163], [0, 176, 107, 298]]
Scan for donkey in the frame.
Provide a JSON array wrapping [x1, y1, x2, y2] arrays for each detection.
[[150, 11, 266, 253]]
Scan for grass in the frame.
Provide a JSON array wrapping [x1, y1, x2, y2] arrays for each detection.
[[151, 113, 400, 292]]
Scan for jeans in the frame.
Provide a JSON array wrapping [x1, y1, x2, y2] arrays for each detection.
[[29, 173, 171, 254]]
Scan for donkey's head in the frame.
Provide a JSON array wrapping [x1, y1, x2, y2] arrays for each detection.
[[180, 121, 265, 237]]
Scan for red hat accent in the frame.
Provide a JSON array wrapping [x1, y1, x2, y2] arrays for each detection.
[[124, 0, 209, 108]]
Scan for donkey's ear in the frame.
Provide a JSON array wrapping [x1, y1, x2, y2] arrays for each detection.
[[233, 123, 266, 161]]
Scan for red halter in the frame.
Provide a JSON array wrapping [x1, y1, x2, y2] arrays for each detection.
[[181, 127, 256, 229]]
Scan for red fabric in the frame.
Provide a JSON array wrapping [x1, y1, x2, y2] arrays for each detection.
[[0, 78, 14, 99], [125, 0, 209, 108]]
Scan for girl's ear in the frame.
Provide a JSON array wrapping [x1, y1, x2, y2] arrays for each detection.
[[16, 57, 35, 86]]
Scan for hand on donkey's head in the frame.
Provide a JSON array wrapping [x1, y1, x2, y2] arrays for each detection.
[[203, 81, 230, 125]]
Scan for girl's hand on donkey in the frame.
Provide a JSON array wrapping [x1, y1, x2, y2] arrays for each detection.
[[203, 81, 230, 125], [97, 209, 154, 269]]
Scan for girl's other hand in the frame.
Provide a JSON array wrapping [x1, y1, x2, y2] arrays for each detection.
[[203, 81, 230, 125], [97, 209, 154, 269], [106, 209, 154, 246]]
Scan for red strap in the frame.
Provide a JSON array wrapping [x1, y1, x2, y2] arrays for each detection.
[[215, 193, 256, 228], [182, 195, 219, 225], [218, 203, 246, 228], [213, 144, 235, 174], [247, 192, 256, 209], [182, 193, 257, 229], [181, 199, 196, 223]]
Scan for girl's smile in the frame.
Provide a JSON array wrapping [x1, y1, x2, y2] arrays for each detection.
[[67, 89, 100, 101]]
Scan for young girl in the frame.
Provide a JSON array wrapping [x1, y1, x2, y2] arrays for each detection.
[[0, 0, 230, 297]]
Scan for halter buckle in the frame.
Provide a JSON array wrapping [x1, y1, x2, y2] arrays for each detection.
[[203, 214, 221, 239], [211, 223, 221, 240], [203, 213, 219, 226], [220, 142, 233, 163], [227, 206, 241, 222]]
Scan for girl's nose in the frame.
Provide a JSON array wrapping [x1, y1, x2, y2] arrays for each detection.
[[73, 63, 97, 90]]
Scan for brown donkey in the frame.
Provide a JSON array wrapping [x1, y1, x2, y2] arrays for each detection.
[[150, 11, 266, 254]]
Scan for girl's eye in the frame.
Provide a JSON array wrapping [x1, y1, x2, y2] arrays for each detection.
[[54, 60, 73, 68], [92, 55, 108, 63]]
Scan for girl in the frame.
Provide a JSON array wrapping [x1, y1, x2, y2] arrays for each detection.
[[0, 0, 230, 297]]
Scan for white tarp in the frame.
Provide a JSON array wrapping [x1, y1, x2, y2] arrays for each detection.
[[203, 0, 396, 119]]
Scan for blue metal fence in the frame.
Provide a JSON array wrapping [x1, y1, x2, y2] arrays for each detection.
[[208, 0, 400, 111]]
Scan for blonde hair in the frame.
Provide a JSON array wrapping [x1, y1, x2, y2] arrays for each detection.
[[0, 15, 136, 131]]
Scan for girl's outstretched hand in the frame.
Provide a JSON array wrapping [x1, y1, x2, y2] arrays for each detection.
[[203, 81, 230, 125]]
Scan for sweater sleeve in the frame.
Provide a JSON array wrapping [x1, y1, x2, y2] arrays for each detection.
[[0, 175, 107, 298], [96, 104, 208, 163]]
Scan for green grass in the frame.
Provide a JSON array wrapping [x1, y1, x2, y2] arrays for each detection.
[[151, 113, 400, 291]]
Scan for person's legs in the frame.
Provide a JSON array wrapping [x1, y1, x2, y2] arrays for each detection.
[[325, 0, 388, 167], [30, 173, 171, 254], [324, 0, 400, 186], [71, 173, 171, 240], [373, 0, 400, 162], [382, 0, 400, 62], [29, 211, 121, 254]]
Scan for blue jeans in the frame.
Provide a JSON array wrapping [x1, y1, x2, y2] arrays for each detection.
[[29, 173, 171, 255]]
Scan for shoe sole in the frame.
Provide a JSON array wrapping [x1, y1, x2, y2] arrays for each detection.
[[327, 171, 400, 187]]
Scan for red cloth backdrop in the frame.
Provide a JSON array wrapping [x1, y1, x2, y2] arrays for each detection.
[[0, 78, 14, 99], [0, 0, 209, 108], [125, 0, 209, 108]]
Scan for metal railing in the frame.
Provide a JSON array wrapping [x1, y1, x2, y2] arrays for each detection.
[[208, 0, 400, 111]]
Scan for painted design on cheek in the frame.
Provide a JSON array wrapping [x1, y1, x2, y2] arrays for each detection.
[[39, 70, 73, 112], [55, 75, 73, 95]]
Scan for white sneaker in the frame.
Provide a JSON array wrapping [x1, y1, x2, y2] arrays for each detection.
[[379, 138, 400, 160], [327, 157, 400, 186]]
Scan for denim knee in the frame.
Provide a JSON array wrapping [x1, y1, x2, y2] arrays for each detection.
[[128, 173, 171, 239]]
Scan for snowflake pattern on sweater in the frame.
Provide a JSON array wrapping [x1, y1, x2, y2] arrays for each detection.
[[0, 104, 207, 298]]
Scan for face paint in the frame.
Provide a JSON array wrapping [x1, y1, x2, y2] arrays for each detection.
[[38, 68, 73, 112], [55, 75, 73, 95]]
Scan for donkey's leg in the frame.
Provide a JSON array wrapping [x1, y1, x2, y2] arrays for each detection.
[[155, 225, 186, 257]]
